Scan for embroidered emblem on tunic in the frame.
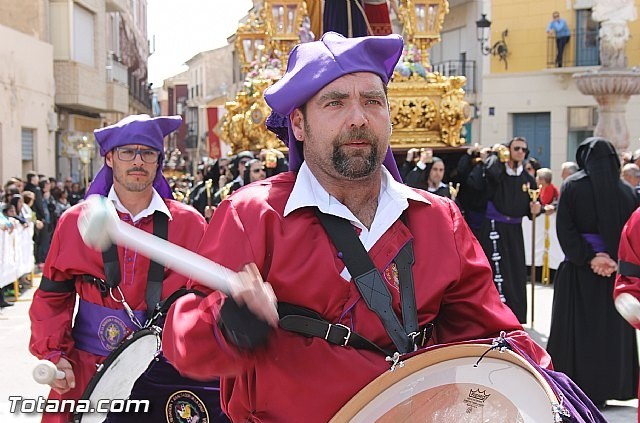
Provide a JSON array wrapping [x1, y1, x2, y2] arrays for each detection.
[[98, 316, 127, 351], [383, 262, 400, 291], [166, 390, 209, 423]]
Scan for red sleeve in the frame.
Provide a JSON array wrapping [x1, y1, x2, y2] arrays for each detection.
[[439, 200, 553, 369], [615, 209, 640, 329], [29, 214, 77, 362], [162, 200, 262, 379]]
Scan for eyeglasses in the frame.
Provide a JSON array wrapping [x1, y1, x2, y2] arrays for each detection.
[[512, 146, 529, 153], [116, 147, 160, 163], [252, 168, 266, 174]]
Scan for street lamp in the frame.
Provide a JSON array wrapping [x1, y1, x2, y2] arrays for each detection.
[[77, 135, 95, 190], [396, 0, 449, 67], [264, 0, 307, 66], [235, 10, 270, 72], [475, 13, 492, 55]]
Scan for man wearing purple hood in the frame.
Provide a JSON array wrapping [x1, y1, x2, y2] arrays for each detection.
[[163, 33, 552, 422], [28, 115, 224, 422]]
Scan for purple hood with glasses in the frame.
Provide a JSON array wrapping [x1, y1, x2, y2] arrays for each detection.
[[85, 114, 182, 199]]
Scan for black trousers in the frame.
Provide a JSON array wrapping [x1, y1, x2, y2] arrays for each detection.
[[556, 36, 570, 67]]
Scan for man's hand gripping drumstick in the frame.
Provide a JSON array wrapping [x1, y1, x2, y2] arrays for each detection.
[[33, 358, 76, 394], [76, 195, 279, 326]]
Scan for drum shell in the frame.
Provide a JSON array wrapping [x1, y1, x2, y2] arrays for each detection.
[[330, 343, 563, 423]]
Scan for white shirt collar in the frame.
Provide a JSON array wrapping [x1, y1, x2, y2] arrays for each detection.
[[284, 162, 429, 251], [107, 186, 172, 223], [506, 163, 524, 176], [428, 182, 448, 192]]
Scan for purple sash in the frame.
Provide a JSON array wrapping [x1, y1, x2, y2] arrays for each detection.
[[581, 233, 606, 253], [485, 201, 522, 225], [72, 299, 146, 357]]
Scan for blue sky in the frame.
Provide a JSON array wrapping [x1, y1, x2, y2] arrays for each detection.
[[147, 0, 253, 86]]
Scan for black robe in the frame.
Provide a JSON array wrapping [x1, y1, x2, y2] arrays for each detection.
[[479, 155, 536, 323], [546, 171, 639, 405], [455, 154, 489, 236]]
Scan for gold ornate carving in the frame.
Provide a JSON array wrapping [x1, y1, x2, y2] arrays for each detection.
[[389, 72, 470, 148], [215, 79, 285, 154]]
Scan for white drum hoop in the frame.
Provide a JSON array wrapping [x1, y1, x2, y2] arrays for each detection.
[[73, 327, 161, 423], [330, 343, 562, 423]]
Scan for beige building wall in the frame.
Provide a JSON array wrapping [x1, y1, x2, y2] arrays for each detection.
[[0, 0, 50, 41], [0, 24, 56, 182]]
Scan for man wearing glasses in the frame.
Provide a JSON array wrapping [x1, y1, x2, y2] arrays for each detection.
[[478, 136, 541, 324], [28, 115, 228, 422]]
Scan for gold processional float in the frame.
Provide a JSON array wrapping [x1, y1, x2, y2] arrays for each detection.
[[215, 0, 471, 155]]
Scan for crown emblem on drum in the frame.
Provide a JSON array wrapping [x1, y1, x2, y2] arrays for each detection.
[[468, 389, 491, 402]]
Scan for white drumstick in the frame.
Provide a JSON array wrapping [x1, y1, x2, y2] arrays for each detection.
[[615, 292, 640, 326], [33, 360, 66, 385], [77, 195, 239, 294]]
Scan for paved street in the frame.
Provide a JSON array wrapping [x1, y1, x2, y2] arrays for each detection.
[[0, 278, 637, 422]]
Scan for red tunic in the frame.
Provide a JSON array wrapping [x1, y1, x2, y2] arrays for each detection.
[[614, 208, 640, 421], [540, 183, 559, 205], [163, 172, 551, 423], [29, 199, 207, 423]]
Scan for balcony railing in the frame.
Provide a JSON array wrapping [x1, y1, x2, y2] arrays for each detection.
[[431, 60, 477, 93], [106, 56, 128, 85], [128, 72, 152, 109], [547, 29, 600, 68]]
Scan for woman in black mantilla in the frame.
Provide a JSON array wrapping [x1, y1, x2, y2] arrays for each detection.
[[546, 137, 639, 407]]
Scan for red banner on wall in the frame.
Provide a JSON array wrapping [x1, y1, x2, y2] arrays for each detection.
[[207, 107, 221, 159]]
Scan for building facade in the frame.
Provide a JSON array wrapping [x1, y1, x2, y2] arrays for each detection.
[[0, 0, 151, 184], [480, 0, 640, 176], [0, 2, 56, 183]]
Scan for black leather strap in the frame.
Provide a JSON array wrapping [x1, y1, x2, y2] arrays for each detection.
[[619, 260, 640, 278], [279, 314, 392, 355], [145, 212, 168, 319], [395, 240, 418, 335], [314, 209, 413, 354], [39, 277, 75, 293], [278, 302, 434, 355], [102, 244, 121, 289]]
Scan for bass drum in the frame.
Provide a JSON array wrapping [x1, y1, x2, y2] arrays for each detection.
[[73, 327, 160, 423], [330, 343, 564, 423]]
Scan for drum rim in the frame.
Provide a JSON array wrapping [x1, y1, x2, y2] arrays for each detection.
[[73, 327, 160, 421], [329, 343, 559, 422]]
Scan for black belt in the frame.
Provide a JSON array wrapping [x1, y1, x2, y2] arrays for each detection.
[[619, 260, 640, 278], [278, 303, 434, 356]]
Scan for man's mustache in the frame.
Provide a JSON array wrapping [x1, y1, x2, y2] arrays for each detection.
[[335, 127, 377, 145], [127, 167, 148, 175]]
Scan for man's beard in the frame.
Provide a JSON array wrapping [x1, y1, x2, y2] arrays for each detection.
[[114, 166, 153, 192], [331, 127, 381, 179]]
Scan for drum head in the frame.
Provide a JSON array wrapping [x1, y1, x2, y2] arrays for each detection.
[[76, 328, 160, 423], [331, 344, 558, 423]]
